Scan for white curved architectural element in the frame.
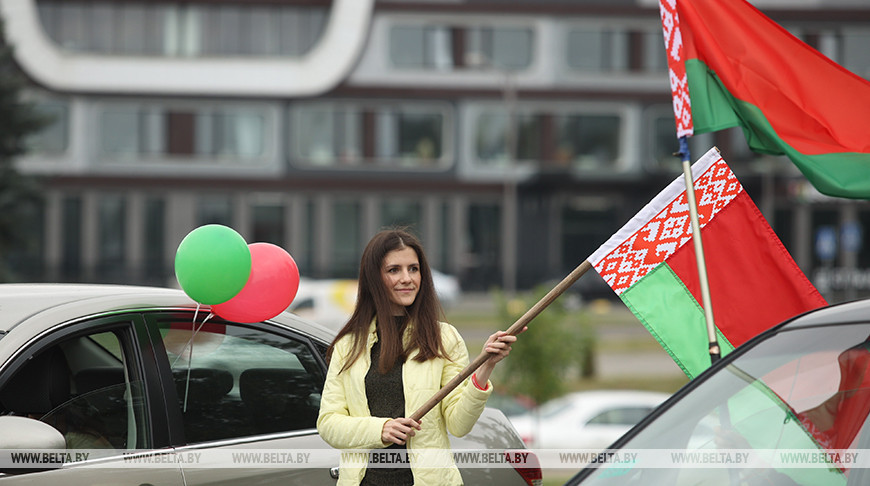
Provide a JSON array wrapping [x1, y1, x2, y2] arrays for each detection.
[[0, 0, 374, 96]]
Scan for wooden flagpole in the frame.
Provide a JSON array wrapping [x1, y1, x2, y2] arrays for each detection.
[[409, 260, 592, 422], [409, 141, 721, 421]]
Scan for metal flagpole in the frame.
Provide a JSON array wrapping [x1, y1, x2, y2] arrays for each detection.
[[660, 0, 721, 364], [679, 142, 738, 486], [678, 137, 722, 364]]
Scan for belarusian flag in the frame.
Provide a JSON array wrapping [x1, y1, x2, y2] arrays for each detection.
[[589, 147, 827, 379], [660, 0, 870, 199]]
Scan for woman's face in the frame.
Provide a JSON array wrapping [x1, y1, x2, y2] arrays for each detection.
[[381, 246, 421, 313]]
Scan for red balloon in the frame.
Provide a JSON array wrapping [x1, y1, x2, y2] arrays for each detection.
[[212, 243, 300, 323]]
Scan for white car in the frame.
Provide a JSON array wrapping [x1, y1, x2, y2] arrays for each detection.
[[0, 284, 536, 485], [289, 278, 359, 329], [509, 390, 669, 450], [290, 271, 461, 330]]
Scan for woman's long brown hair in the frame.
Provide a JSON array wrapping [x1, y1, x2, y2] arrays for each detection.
[[327, 228, 449, 373]]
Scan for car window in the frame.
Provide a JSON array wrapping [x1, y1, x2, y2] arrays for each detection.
[[0, 326, 150, 451], [152, 317, 325, 444], [586, 407, 655, 426], [575, 322, 870, 486]]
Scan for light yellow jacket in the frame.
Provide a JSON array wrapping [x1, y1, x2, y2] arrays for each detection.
[[317, 320, 492, 485]]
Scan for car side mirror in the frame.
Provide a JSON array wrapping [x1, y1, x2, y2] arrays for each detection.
[[0, 416, 66, 474]]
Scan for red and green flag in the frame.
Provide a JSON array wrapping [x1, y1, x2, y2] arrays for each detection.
[[589, 147, 827, 379], [660, 0, 870, 199]]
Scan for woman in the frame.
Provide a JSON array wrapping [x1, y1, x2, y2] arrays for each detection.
[[317, 228, 518, 486]]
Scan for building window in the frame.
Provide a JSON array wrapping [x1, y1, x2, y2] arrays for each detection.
[[144, 197, 166, 282], [474, 111, 541, 164], [99, 105, 267, 161], [381, 200, 422, 232], [561, 202, 619, 280], [773, 208, 795, 259], [464, 203, 501, 291], [647, 110, 717, 174], [815, 30, 840, 64], [198, 5, 326, 57], [26, 100, 69, 155], [299, 199, 315, 277], [61, 196, 82, 280], [466, 26, 533, 71], [473, 106, 624, 172], [5, 198, 44, 281], [196, 111, 265, 158], [275, 7, 328, 56], [565, 25, 701, 74], [332, 201, 361, 278], [566, 27, 629, 72], [552, 114, 620, 170], [649, 114, 681, 172], [390, 25, 453, 70], [197, 196, 233, 227], [842, 28, 870, 78], [36, 1, 326, 58], [436, 203, 451, 272], [858, 211, 870, 269], [292, 105, 362, 165], [389, 23, 534, 71], [379, 111, 443, 162], [290, 102, 450, 169], [252, 203, 285, 246], [97, 195, 126, 282], [100, 108, 164, 157], [811, 209, 840, 268], [642, 31, 668, 73]]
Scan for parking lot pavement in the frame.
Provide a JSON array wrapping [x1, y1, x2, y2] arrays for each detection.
[[595, 349, 684, 377], [593, 319, 685, 378]]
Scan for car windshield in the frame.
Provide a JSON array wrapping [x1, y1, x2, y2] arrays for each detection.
[[575, 322, 870, 486]]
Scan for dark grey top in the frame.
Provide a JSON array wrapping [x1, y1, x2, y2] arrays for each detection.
[[361, 317, 414, 486]]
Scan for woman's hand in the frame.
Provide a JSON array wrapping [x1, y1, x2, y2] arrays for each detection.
[[482, 329, 522, 364], [473, 327, 526, 387], [381, 417, 421, 445]]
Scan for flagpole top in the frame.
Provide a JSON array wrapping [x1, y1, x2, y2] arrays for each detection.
[[673, 136, 692, 163]]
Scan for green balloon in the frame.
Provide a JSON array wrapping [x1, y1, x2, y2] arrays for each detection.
[[175, 225, 252, 305]]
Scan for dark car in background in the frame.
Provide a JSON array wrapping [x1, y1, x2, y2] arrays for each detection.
[[566, 298, 870, 486], [0, 284, 540, 485]]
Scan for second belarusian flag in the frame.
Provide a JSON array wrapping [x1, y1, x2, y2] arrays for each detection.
[[589, 147, 827, 379]]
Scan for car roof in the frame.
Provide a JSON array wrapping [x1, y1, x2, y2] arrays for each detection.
[[0, 283, 336, 344], [779, 298, 870, 330]]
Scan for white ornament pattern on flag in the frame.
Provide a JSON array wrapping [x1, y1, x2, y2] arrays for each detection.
[[660, 0, 693, 138], [594, 158, 742, 295]]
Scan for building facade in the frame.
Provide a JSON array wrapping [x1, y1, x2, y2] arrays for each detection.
[[4, 0, 870, 301]]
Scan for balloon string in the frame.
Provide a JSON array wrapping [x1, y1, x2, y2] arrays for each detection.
[[170, 309, 214, 368], [174, 305, 215, 413]]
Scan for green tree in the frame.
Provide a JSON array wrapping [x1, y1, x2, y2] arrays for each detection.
[[492, 285, 597, 406], [0, 20, 49, 282]]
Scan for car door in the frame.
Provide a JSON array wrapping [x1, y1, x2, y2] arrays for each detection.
[[142, 312, 339, 485], [0, 315, 184, 485]]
